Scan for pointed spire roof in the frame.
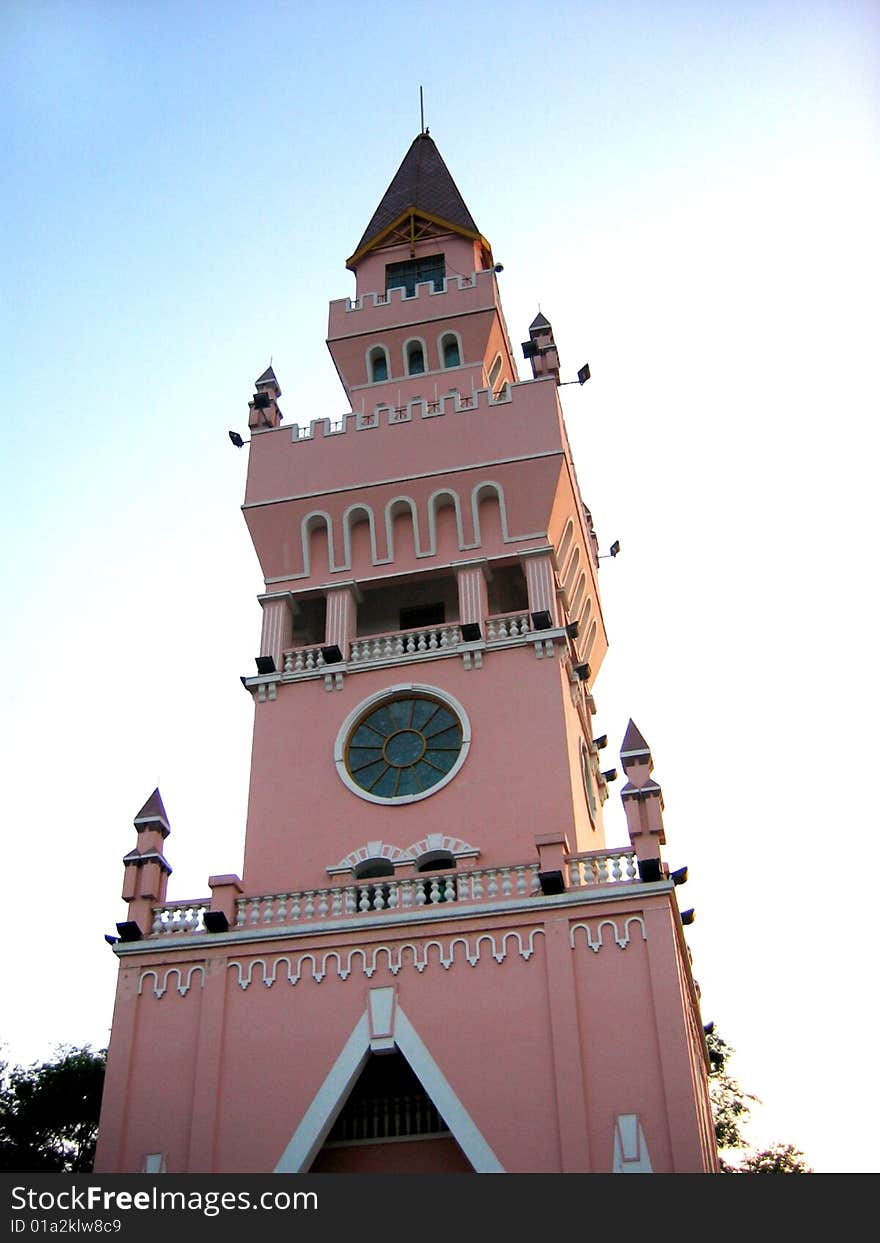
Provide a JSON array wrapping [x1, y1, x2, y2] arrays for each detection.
[[133, 788, 171, 837], [530, 311, 552, 333], [621, 720, 651, 762], [347, 133, 487, 268], [255, 365, 277, 388]]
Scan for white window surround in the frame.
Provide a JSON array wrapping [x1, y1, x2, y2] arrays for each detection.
[[334, 684, 472, 806]]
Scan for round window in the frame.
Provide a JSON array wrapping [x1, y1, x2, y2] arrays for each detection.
[[335, 686, 471, 805]]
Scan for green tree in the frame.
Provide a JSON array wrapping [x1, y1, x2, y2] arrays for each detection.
[[706, 1030, 812, 1174], [0, 1045, 106, 1173]]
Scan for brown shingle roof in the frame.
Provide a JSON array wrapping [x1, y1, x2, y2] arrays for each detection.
[[351, 133, 481, 260]]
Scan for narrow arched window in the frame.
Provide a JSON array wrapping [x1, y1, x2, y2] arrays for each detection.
[[488, 354, 503, 388], [407, 341, 425, 375], [441, 334, 460, 368], [368, 346, 389, 383]]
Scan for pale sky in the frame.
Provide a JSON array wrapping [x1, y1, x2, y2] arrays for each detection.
[[1, 0, 878, 1174]]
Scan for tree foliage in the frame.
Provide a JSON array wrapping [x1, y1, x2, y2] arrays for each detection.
[[0, 1045, 106, 1173], [706, 1030, 812, 1174]]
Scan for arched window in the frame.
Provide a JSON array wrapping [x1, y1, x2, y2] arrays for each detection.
[[488, 354, 503, 388], [354, 858, 394, 881], [406, 340, 426, 376], [581, 742, 597, 824], [416, 850, 456, 873], [368, 345, 389, 383], [440, 333, 461, 368]]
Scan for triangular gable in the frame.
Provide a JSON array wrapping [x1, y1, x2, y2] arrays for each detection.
[[273, 987, 504, 1173]]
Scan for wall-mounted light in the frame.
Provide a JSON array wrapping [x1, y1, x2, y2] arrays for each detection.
[[229, 431, 245, 448], [321, 645, 344, 664], [530, 610, 553, 630], [671, 866, 689, 886], [255, 655, 277, 675], [680, 908, 695, 926], [460, 623, 482, 642]]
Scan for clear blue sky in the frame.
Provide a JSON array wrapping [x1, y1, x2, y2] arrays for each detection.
[[1, 0, 878, 1173]]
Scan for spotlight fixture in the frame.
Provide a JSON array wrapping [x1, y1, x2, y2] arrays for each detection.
[[521, 340, 539, 359], [460, 622, 482, 642], [671, 866, 689, 886], [204, 911, 230, 934], [577, 363, 591, 385], [594, 734, 608, 749], [565, 621, 580, 640], [530, 610, 553, 630], [104, 934, 119, 946], [601, 768, 618, 783], [321, 644, 344, 664], [252, 392, 271, 409], [115, 921, 143, 943], [538, 870, 566, 896], [229, 431, 245, 448], [680, 908, 695, 926], [703, 1021, 715, 1036], [573, 663, 591, 682], [598, 540, 621, 560], [493, 264, 504, 273], [255, 655, 277, 675], [637, 858, 663, 883]]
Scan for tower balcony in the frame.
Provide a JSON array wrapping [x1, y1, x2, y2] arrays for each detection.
[[145, 844, 642, 940], [276, 609, 538, 683]]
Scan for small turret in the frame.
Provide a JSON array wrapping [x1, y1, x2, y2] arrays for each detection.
[[119, 789, 172, 938], [522, 312, 561, 384], [619, 720, 666, 883], [248, 366, 283, 431]]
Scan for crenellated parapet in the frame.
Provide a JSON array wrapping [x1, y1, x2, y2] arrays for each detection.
[[328, 267, 496, 330]]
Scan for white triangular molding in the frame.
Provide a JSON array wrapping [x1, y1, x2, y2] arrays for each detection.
[[273, 987, 504, 1173]]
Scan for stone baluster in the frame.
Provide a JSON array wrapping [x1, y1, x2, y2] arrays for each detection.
[[443, 875, 456, 902], [399, 880, 414, 908], [487, 870, 499, 898], [303, 892, 315, 919], [429, 879, 441, 904], [317, 891, 329, 917]]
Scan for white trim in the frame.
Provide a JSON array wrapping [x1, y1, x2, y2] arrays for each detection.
[[426, 489, 466, 556], [273, 1013, 371, 1173], [341, 502, 379, 569], [384, 495, 424, 561], [273, 997, 504, 1173], [334, 684, 471, 806], [612, 1114, 653, 1173], [300, 510, 338, 576], [471, 480, 511, 547]]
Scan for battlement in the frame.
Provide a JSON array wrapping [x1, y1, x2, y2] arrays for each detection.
[[270, 379, 525, 445], [327, 267, 498, 338]]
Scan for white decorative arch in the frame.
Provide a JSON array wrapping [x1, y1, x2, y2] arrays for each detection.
[[563, 545, 581, 596], [384, 495, 424, 561], [273, 989, 504, 1173], [405, 832, 480, 860], [341, 502, 379, 569], [570, 571, 586, 618], [470, 480, 511, 547], [300, 510, 338, 576], [426, 488, 465, 555], [329, 842, 415, 874], [583, 620, 598, 659], [557, 518, 575, 569]]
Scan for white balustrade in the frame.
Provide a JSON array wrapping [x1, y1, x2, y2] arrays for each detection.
[[349, 623, 461, 665], [151, 902, 208, 935], [485, 611, 531, 642], [282, 644, 326, 674], [149, 851, 638, 939], [565, 848, 638, 888]]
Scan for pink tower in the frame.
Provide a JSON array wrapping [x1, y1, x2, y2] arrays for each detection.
[[95, 133, 718, 1174]]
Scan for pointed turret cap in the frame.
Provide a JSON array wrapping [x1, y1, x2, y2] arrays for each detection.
[[347, 133, 489, 268], [133, 788, 171, 838], [255, 365, 277, 387], [621, 719, 651, 760], [529, 311, 552, 334]]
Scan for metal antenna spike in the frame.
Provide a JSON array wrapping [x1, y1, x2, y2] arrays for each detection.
[[419, 86, 425, 134]]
